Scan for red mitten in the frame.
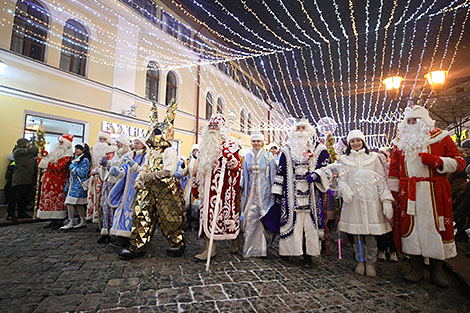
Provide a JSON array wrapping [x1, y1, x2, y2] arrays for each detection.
[[222, 147, 231, 158], [418, 152, 443, 168], [40, 150, 48, 157]]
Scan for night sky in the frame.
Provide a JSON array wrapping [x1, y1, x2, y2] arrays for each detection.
[[176, 0, 470, 143]]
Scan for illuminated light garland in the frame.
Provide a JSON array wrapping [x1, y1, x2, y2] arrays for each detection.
[[439, 9, 459, 69], [348, 0, 360, 126], [281, 49, 309, 119], [298, 48, 322, 120], [409, 17, 433, 100], [240, 0, 301, 49], [273, 52, 299, 117]]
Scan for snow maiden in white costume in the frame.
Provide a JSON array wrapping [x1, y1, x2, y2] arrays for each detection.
[[241, 132, 276, 258]]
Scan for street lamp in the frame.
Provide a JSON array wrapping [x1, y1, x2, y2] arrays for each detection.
[[424, 70, 448, 86], [383, 75, 404, 99]]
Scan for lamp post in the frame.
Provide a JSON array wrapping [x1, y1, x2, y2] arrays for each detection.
[[424, 69, 448, 95], [382, 75, 403, 99]]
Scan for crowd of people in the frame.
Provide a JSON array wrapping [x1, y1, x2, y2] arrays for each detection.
[[4, 104, 470, 288]]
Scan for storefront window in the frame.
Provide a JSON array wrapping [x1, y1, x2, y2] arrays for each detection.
[[24, 114, 85, 152]]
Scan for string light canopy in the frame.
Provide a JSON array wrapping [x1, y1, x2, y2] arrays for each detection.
[[4, 0, 470, 148]]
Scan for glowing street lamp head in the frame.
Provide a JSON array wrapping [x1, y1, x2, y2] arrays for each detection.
[[383, 76, 403, 91], [424, 70, 448, 86]]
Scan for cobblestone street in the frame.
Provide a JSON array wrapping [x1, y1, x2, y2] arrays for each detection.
[[0, 222, 469, 313]]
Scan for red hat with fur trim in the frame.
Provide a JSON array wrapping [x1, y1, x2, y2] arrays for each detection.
[[61, 133, 74, 143]]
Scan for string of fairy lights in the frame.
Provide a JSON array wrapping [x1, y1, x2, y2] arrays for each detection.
[[2, 0, 470, 148]]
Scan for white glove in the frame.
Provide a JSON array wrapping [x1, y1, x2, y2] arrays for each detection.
[[156, 170, 171, 179], [135, 173, 145, 190], [383, 201, 393, 220]]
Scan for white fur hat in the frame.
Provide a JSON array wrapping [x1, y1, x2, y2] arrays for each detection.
[[191, 144, 199, 152], [347, 129, 366, 144], [266, 142, 279, 150], [115, 133, 131, 147], [134, 137, 149, 151], [98, 131, 113, 144], [250, 132, 264, 141], [403, 105, 430, 121]]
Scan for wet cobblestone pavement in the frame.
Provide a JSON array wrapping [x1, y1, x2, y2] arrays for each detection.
[[0, 222, 469, 312]]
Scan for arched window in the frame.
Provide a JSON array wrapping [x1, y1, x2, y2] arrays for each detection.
[[247, 112, 252, 135], [145, 61, 159, 102], [216, 98, 223, 114], [240, 110, 246, 133], [10, 0, 49, 62], [205, 92, 213, 119], [165, 71, 177, 105], [59, 19, 88, 76]]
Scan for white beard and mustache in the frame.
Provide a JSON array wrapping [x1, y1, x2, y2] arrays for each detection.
[[196, 129, 224, 187], [287, 131, 313, 162], [92, 142, 109, 165], [46, 141, 73, 163], [397, 117, 435, 160]]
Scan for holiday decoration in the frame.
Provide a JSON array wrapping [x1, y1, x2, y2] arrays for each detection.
[[33, 120, 46, 220]]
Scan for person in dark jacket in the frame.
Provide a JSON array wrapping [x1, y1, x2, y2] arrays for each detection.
[[6, 138, 39, 221]]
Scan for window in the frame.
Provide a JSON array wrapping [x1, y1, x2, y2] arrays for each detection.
[[59, 19, 88, 76], [247, 112, 252, 135], [216, 98, 223, 114], [205, 92, 213, 119], [166, 71, 177, 105], [240, 109, 246, 133], [162, 12, 177, 38], [121, 0, 157, 23], [179, 24, 191, 45], [24, 114, 85, 152], [10, 0, 49, 62], [145, 61, 159, 102]]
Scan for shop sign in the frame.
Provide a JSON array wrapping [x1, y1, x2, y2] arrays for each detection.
[[101, 121, 147, 138]]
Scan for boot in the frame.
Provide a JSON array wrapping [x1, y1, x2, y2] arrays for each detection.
[[378, 251, 386, 261], [167, 246, 185, 257], [97, 235, 110, 244], [389, 252, 399, 263], [73, 217, 86, 228], [366, 264, 376, 277], [429, 259, 449, 288], [5, 214, 17, 223], [60, 219, 74, 230], [17, 212, 31, 219], [231, 237, 240, 254], [405, 255, 424, 282], [355, 262, 365, 275], [119, 248, 145, 260], [195, 239, 216, 261]]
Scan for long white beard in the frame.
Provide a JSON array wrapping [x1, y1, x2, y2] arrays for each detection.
[[287, 131, 312, 162], [46, 142, 72, 163], [397, 117, 435, 160], [197, 130, 224, 187], [92, 142, 108, 164]]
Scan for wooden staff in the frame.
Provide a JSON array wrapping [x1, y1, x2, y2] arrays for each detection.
[[33, 121, 46, 220]]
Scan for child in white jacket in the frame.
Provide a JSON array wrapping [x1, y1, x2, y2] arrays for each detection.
[[337, 130, 394, 277]]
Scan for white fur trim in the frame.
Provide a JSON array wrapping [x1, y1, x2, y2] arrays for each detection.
[[403, 105, 430, 120], [38, 158, 49, 169], [438, 216, 446, 232], [387, 178, 399, 192], [407, 200, 416, 215], [436, 157, 458, 174], [36, 210, 67, 219], [429, 130, 449, 144], [250, 132, 264, 141], [100, 228, 109, 235]]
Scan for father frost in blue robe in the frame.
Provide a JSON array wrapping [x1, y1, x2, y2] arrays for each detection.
[[263, 118, 330, 257]]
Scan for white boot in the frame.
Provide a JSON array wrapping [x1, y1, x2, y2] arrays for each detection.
[[60, 219, 74, 230], [73, 217, 86, 228], [378, 251, 386, 261], [389, 252, 398, 263]]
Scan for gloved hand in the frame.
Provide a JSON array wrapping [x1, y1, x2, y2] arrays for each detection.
[[383, 201, 393, 220], [108, 166, 120, 177], [100, 156, 108, 167], [40, 150, 48, 157], [38, 158, 49, 169], [124, 157, 136, 167], [342, 187, 354, 203], [222, 147, 231, 159], [418, 152, 443, 168], [156, 170, 170, 179], [306, 172, 320, 183]]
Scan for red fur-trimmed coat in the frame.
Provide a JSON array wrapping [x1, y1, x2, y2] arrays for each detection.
[[192, 140, 241, 240], [388, 128, 465, 260]]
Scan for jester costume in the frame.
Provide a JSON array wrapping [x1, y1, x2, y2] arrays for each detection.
[[119, 99, 186, 259]]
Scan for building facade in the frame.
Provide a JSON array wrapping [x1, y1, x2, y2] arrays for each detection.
[[0, 0, 288, 198]]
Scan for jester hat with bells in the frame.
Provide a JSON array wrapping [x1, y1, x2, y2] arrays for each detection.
[[146, 98, 177, 150]]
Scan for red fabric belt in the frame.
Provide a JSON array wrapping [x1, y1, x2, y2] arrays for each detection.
[[400, 176, 446, 202]]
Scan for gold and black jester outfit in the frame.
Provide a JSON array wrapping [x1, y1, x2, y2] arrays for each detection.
[[119, 99, 186, 259]]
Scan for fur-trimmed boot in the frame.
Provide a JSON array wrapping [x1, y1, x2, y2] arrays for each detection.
[[195, 238, 216, 261], [429, 258, 449, 288], [405, 255, 424, 282]]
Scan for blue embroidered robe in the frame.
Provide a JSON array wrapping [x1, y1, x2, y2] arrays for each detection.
[[108, 151, 146, 237], [65, 156, 90, 205]]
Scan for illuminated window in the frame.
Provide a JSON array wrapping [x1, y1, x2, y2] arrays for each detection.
[[59, 19, 88, 76]]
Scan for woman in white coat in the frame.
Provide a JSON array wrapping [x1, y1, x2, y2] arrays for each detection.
[[337, 130, 393, 277]]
